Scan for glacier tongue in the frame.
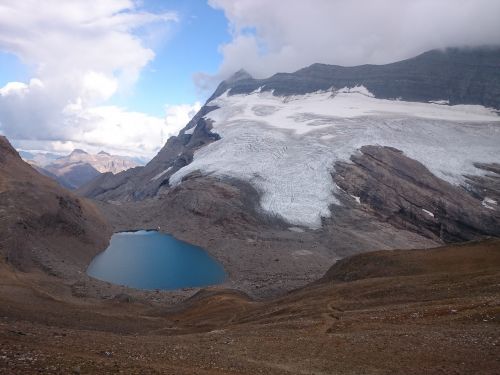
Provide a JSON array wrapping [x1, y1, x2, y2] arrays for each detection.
[[170, 88, 500, 229]]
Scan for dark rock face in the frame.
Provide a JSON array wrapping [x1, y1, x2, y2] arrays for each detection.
[[465, 163, 500, 205], [159, 174, 283, 231], [210, 47, 500, 109], [78, 106, 220, 201], [46, 162, 100, 190], [31, 165, 75, 190], [334, 146, 500, 242]]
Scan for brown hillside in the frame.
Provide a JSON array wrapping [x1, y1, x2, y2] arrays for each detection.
[[0, 136, 111, 276], [0, 239, 498, 374]]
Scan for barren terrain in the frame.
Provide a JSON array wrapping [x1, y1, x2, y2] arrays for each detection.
[[0, 239, 499, 374]]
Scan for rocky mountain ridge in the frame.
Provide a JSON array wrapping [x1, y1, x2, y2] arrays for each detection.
[[209, 47, 500, 108]]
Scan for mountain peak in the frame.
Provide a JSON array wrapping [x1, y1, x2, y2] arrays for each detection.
[[70, 149, 88, 155], [227, 69, 253, 82], [0, 135, 20, 160], [98, 151, 111, 156]]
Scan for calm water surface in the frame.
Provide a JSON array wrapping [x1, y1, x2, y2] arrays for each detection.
[[87, 230, 226, 290]]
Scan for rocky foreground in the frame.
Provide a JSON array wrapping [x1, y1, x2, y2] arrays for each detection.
[[0, 239, 498, 374]]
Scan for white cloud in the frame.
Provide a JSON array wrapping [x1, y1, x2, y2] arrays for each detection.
[[0, 0, 181, 158], [12, 102, 201, 158], [165, 102, 202, 135], [82, 72, 119, 103], [208, 0, 500, 80], [0, 0, 176, 85], [0, 79, 43, 96]]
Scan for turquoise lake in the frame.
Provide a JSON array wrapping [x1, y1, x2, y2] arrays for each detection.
[[87, 230, 226, 290]]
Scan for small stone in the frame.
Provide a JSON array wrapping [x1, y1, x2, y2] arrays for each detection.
[[72, 366, 81, 374]]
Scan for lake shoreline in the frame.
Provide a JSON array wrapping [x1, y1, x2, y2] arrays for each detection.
[[87, 230, 226, 291]]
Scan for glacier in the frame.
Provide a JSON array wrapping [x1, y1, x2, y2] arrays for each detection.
[[170, 87, 500, 229]]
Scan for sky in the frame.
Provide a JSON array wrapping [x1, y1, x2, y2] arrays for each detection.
[[0, 0, 499, 160]]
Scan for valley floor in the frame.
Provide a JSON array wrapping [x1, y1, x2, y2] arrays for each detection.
[[89, 195, 437, 301], [0, 239, 499, 374]]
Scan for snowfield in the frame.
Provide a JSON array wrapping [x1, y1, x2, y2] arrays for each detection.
[[170, 87, 500, 228]]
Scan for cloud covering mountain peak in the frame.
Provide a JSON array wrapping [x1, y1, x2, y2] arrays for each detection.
[[207, 0, 500, 81]]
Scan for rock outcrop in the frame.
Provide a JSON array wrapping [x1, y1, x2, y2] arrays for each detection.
[[77, 106, 220, 200], [334, 146, 500, 242], [209, 47, 500, 108]]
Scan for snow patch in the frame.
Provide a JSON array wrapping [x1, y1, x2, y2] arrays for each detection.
[[422, 209, 435, 218], [151, 166, 172, 181], [337, 85, 375, 97], [292, 250, 313, 256], [204, 87, 499, 136], [482, 197, 497, 210], [350, 195, 361, 204], [184, 127, 195, 135], [320, 134, 335, 140], [430, 100, 450, 105]]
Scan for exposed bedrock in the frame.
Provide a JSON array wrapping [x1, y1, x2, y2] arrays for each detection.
[[334, 145, 500, 242], [210, 47, 500, 109], [465, 163, 500, 205]]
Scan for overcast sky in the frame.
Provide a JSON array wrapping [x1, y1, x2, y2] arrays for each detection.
[[0, 0, 499, 159], [210, 0, 500, 79]]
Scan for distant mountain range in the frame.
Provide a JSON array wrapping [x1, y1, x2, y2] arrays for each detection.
[[21, 149, 142, 189]]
